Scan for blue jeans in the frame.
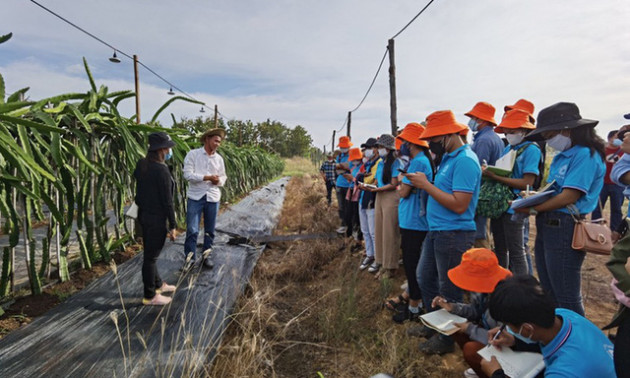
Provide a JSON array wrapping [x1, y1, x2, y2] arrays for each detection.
[[592, 183, 625, 231], [535, 211, 586, 315], [184, 196, 219, 259], [417, 230, 475, 310]]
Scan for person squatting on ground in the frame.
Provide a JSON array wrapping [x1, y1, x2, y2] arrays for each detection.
[[335, 136, 353, 234], [483, 109, 542, 275], [182, 128, 227, 271], [393, 122, 434, 323], [357, 138, 380, 271], [319, 152, 336, 206], [134, 132, 178, 306], [406, 110, 481, 354], [516, 102, 605, 316], [482, 275, 615, 378]]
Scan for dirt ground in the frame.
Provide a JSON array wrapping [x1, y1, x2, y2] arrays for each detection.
[[211, 174, 619, 378]]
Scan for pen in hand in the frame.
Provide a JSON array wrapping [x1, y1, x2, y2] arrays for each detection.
[[487, 324, 506, 348]]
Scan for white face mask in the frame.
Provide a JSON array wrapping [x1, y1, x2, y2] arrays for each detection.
[[364, 149, 374, 158], [505, 132, 525, 146], [339, 148, 349, 153], [547, 133, 572, 152], [378, 148, 388, 157], [362, 157, 368, 163]]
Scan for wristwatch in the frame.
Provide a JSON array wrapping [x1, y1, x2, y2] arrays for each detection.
[[529, 208, 538, 216]]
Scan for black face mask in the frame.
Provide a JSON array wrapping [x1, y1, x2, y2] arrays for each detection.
[[429, 137, 445, 156]]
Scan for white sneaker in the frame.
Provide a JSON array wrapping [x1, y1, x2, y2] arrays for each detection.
[[463, 368, 479, 378], [336, 226, 347, 234], [367, 262, 381, 273], [400, 281, 408, 291], [359, 256, 374, 270]]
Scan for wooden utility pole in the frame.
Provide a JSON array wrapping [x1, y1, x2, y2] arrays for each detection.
[[347, 111, 352, 137], [323, 145, 326, 155], [213, 104, 218, 128], [133, 55, 140, 124], [332, 130, 336, 153], [387, 39, 397, 135]]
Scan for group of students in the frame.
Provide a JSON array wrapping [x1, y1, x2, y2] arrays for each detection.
[[323, 100, 629, 377]]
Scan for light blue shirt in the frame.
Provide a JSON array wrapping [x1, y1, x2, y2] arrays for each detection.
[[335, 152, 351, 188], [541, 308, 615, 377], [502, 142, 542, 214], [611, 153, 630, 214], [427, 144, 481, 231], [399, 153, 433, 231], [472, 126, 504, 165], [546, 145, 605, 215], [375, 157, 401, 188]]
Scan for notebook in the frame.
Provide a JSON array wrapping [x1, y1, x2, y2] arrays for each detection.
[[419, 309, 467, 336], [478, 346, 545, 378], [510, 181, 557, 210], [484, 150, 516, 177]]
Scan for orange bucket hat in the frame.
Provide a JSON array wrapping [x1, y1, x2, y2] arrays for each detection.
[[397, 122, 429, 148], [337, 136, 353, 148], [395, 137, 402, 151], [447, 248, 512, 293], [348, 147, 363, 161], [419, 110, 467, 140], [465, 102, 497, 126], [504, 99, 535, 123], [495, 109, 536, 133]]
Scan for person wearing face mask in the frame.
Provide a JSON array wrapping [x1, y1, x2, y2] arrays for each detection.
[[482, 275, 615, 378], [363, 134, 401, 279], [405, 110, 481, 354], [516, 102, 605, 316], [134, 132, 178, 305], [357, 138, 381, 270], [591, 129, 625, 233], [465, 102, 504, 249], [482, 110, 542, 275], [335, 136, 354, 234]]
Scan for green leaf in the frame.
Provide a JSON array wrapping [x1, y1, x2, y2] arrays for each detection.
[[0, 74, 4, 104], [150, 96, 203, 124], [0, 33, 12, 45], [6, 87, 29, 103], [83, 57, 97, 92], [0, 114, 65, 134]]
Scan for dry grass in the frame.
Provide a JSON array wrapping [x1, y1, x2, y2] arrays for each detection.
[[282, 157, 320, 177]]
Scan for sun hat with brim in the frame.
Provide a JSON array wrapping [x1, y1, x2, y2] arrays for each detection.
[[504, 99, 535, 123], [200, 128, 226, 143], [420, 110, 467, 140], [360, 137, 377, 149], [397, 122, 429, 148], [348, 147, 363, 161], [525, 102, 598, 142], [148, 132, 176, 151], [447, 248, 512, 293], [376, 134, 396, 150], [337, 136, 353, 148], [495, 109, 536, 134], [465, 101, 497, 126]]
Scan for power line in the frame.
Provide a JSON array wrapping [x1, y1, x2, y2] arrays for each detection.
[[349, 48, 388, 114], [29, 0, 205, 106], [391, 0, 436, 39]]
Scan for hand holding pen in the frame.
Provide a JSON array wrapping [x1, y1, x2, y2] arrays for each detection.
[[487, 324, 515, 350]]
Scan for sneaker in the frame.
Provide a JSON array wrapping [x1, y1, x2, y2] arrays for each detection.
[[406, 325, 436, 338], [400, 281, 408, 291], [419, 334, 455, 355], [463, 368, 479, 378], [203, 256, 214, 269], [180, 258, 195, 273], [359, 256, 375, 270], [367, 262, 381, 274], [336, 226, 347, 234], [202, 248, 213, 260], [392, 307, 422, 324], [142, 293, 172, 306], [156, 282, 176, 294]]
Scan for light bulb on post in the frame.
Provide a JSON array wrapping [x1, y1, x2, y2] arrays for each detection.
[[200, 106, 206, 113], [167, 87, 175, 95], [109, 50, 121, 63]]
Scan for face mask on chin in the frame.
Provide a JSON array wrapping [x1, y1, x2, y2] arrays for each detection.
[[547, 133, 572, 152], [506, 325, 537, 345], [505, 132, 525, 146]]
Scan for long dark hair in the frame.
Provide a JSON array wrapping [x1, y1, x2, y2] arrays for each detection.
[[138, 150, 163, 175], [382, 150, 396, 184], [570, 126, 605, 161]]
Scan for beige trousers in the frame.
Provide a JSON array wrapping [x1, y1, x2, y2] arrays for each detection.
[[374, 189, 401, 270]]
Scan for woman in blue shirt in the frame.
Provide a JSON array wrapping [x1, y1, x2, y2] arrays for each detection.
[[482, 109, 542, 274], [519, 102, 605, 316], [393, 123, 435, 323]]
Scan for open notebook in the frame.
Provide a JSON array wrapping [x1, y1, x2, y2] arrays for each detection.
[[419, 309, 467, 336], [478, 346, 545, 378], [484, 150, 516, 177], [510, 181, 556, 210]]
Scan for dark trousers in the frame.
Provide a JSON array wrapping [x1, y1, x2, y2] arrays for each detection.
[[592, 183, 625, 231], [336, 186, 349, 225], [140, 216, 167, 299], [615, 315, 630, 378], [400, 228, 427, 301], [344, 199, 362, 238], [325, 180, 335, 206]]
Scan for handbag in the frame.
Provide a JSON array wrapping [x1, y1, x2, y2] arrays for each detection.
[[125, 201, 139, 219], [568, 204, 612, 255]]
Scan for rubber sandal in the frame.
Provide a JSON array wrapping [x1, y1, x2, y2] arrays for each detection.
[[142, 293, 172, 306], [156, 282, 176, 294], [384, 294, 408, 312]]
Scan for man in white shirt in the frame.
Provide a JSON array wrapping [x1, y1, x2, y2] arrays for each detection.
[[182, 128, 227, 270]]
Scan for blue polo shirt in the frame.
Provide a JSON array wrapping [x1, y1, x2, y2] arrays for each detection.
[[611, 153, 630, 214], [350, 163, 361, 188], [375, 157, 401, 188], [399, 153, 433, 231], [335, 152, 351, 188], [546, 145, 605, 215], [541, 308, 615, 377], [427, 144, 481, 231], [472, 126, 504, 165]]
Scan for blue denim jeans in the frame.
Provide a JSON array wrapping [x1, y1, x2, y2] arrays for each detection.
[[184, 196, 219, 259], [417, 230, 475, 311], [535, 211, 586, 315], [592, 183, 625, 231]]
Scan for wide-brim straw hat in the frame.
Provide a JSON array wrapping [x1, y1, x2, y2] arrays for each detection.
[[447, 248, 512, 293], [397, 122, 429, 148], [504, 99, 535, 123], [376, 134, 396, 150], [200, 128, 226, 143], [338, 136, 353, 148], [148, 132, 176, 151], [465, 101, 497, 126], [526, 102, 598, 142], [495, 109, 536, 133], [348, 147, 363, 161], [420, 110, 467, 140]]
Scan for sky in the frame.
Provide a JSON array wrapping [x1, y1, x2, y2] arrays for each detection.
[[2, 0, 630, 151]]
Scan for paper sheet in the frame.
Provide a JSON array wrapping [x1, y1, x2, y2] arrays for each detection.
[[478, 346, 545, 378]]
